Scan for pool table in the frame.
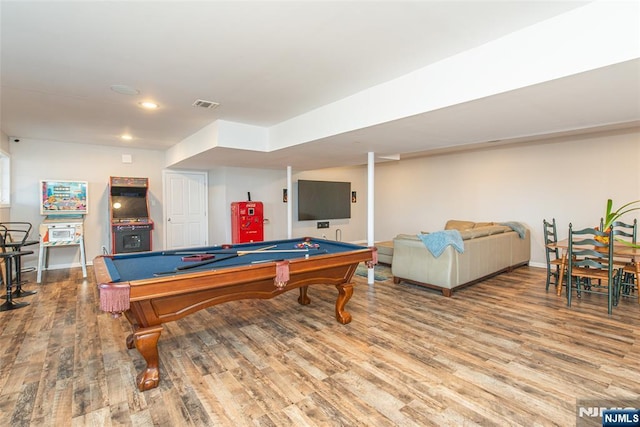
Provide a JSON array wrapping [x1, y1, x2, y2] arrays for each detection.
[[93, 237, 376, 391]]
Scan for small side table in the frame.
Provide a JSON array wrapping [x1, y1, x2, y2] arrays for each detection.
[[37, 218, 87, 283]]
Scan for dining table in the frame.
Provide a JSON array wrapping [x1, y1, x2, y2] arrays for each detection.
[[547, 239, 640, 304]]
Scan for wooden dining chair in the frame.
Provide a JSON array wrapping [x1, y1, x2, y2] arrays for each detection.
[[567, 223, 621, 315], [543, 218, 565, 291], [610, 219, 638, 302]]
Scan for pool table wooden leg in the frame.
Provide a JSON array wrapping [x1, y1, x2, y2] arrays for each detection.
[[297, 285, 311, 305], [126, 333, 135, 349], [132, 325, 164, 392], [335, 283, 353, 324], [124, 310, 139, 349]]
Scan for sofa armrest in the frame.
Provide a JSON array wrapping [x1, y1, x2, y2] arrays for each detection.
[[391, 235, 458, 289], [509, 229, 531, 265]]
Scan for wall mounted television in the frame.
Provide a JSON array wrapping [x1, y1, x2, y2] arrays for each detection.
[[297, 179, 351, 221]]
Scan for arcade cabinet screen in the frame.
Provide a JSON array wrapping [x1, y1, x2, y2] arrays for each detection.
[[111, 187, 149, 219]]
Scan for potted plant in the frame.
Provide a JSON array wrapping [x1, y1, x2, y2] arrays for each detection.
[[600, 199, 640, 246], [603, 199, 640, 230]]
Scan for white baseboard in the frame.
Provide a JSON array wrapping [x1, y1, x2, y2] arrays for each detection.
[[26, 261, 92, 272]]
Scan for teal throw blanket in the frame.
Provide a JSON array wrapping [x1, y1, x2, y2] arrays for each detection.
[[499, 221, 527, 239], [417, 230, 464, 257]]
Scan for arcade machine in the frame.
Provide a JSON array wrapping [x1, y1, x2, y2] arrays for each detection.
[[231, 194, 263, 243], [37, 180, 88, 283], [109, 176, 154, 254]]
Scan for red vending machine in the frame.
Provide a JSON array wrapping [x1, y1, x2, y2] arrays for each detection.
[[231, 201, 264, 243]]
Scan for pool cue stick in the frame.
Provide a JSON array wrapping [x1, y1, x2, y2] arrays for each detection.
[[162, 249, 236, 256], [237, 249, 308, 255], [153, 248, 330, 276], [155, 244, 277, 275], [163, 243, 278, 256], [248, 249, 327, 262], [174, 244, 277, 271], [163, 251, 218, 255], [251, 258, 285, 264]]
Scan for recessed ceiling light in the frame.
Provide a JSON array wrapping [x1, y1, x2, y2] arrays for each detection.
[[121, 134, 133, 141], [139, 101, 159, 109], [110, 84, 140, 96]]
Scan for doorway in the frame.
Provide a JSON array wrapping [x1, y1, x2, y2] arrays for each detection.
[[163, 170, 208, 249]]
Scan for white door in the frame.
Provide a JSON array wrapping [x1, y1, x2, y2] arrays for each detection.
[[163, 170, 208, 249]]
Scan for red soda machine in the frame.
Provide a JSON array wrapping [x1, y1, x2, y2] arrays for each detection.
[[231, 193, 264, 243]]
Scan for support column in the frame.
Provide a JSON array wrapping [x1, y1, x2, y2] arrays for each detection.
[[367, 152, 375, 285], [287, 166, 292, 239]]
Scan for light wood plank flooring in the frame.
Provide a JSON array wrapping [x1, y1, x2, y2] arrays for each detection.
[[0, 265, 638, 426]]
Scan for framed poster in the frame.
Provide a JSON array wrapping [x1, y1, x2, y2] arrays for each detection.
[[40, 180, 89, 215]]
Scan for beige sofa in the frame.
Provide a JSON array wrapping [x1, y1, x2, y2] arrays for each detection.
[[391, 220, 530, 296], [376, 241, 394, 265]]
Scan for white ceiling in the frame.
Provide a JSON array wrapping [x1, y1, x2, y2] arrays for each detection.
[[1, 1, 639, 171]]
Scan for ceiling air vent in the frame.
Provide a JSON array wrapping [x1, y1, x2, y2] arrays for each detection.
[[192, 99, 220, 109]]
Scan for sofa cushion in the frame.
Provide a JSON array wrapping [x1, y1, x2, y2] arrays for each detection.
[[376, 241, 394, 255], [395, 233, 421, 241], [444, 220, 475, 231], [484, 225, 511, 234], [460, 228, 491, 239], [459, 225, 511, 240], [473, 222, 494, 228], [459, 229, 482, 239], [376, 240, 394, 265]]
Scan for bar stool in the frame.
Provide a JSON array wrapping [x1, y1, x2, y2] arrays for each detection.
[[0, 225, 35, 311], [0, 222, 39, 297]]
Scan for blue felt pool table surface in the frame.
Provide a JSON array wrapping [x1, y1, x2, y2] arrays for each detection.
[[102, 238, 368, 282]]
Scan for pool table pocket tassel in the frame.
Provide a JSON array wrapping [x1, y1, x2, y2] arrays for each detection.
[[274, 260, 290, 289], [99, 282, 131, 317]]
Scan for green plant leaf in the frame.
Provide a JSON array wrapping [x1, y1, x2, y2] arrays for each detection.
[[603, 199, 640, 231], [613, 236, 640, 248]]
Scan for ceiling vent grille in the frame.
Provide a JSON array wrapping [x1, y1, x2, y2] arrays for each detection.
[[192, 99, 220, 109]]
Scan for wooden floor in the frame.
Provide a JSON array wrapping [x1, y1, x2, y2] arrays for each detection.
[[0, 265, 638, 426]]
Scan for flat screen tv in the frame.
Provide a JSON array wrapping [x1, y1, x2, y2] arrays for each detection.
[[297, 179, 351, 221]]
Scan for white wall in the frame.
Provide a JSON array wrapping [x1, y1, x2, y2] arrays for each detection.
[[0, 131, 10, 155], [7, 139, 369, 272], [291, 167, 368, 242], [10, 139, 165, 270], [374, 127, 640, 267], [0, 130, 10, 223], [6, 127, 640, 273], [207, 166, 289, 244], [206, 165, 368, 244]]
